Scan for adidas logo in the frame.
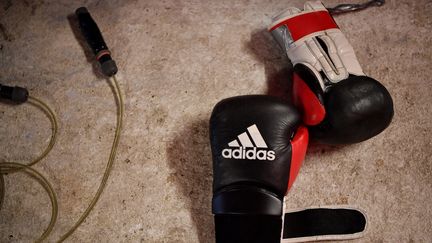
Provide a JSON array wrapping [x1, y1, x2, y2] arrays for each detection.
[[222, 124, 276, 161]]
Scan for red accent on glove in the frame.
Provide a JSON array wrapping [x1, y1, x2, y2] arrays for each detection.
[[293, 73, 326, 126], [270, 11, 338, 41], [287, 126, 308, 192]]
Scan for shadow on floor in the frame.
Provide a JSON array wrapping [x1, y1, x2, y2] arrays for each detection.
[[244, 28, 293, 100], [165, 28, 349, 243], [166, 119, 214, 243]]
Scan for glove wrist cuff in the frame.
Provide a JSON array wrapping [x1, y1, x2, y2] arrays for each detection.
[[212, 186, 283, 215], [214, 214, 282, 243]]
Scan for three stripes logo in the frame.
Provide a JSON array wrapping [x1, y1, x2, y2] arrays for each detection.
[[222, 124, 276, 161]]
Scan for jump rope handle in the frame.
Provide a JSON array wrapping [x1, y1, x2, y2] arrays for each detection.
[[75, 7, 118, 77], [0, 83, 28, 104]]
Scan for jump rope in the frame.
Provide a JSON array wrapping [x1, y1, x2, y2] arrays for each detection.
[[0, 1, 384, 241], [1, 7, 122, 242]]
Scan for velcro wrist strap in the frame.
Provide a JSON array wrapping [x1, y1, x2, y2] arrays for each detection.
[[282, 206, 367, 243]]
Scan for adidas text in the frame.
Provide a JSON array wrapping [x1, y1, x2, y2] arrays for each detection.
[[222, 147, 275, 161]]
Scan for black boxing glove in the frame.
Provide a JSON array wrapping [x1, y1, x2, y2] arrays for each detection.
[[210, 95, 308, 243], [268, 1, 394, 144]]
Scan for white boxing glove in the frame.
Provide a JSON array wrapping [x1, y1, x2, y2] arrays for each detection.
[[268, 1, 393, 144]]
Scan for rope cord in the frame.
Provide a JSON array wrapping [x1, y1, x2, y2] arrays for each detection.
[[0, 96, 58, 174], [0, 173, 4, 211], [327, 0, 385, 15], [1, 75, 123, 242], [0, 162, 58, 243], [0, 95, 59, 242], [58, 75, 123, 242]]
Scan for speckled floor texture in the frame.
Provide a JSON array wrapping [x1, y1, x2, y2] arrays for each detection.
[[0, 0, 431, 242]]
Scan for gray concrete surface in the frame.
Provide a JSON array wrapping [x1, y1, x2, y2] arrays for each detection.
[[0, 0, 431, 242]]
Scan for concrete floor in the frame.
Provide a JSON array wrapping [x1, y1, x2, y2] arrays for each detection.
[[0, 0, 431, 242]]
